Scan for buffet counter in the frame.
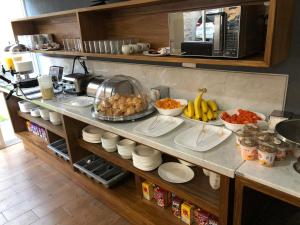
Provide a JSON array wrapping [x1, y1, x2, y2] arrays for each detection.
[[0, 84, 242, 177]]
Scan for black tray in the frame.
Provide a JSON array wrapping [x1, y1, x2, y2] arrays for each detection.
[[47, 139, 70, 161], [74, 154, 128, 188]]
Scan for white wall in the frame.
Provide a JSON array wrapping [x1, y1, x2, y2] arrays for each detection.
[[37, 55, 288, 115]]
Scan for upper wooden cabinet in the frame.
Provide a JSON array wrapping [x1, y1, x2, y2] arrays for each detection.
[[11, 0, 294, 68]]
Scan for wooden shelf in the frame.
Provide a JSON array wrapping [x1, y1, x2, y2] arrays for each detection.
[[77, 139, 220, 216], [12, 0, 294, 68], [33, 50, 268, 68], [17, 111, 66, 138], [11, 0, 266, 22]]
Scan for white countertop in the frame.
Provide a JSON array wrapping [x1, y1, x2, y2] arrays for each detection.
[[0, 84, 243, 178], [236, 157, 300, 199]]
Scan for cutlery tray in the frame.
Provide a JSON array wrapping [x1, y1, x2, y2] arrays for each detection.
[[73, 154, 128, 188], [47, 139, 70, 161]]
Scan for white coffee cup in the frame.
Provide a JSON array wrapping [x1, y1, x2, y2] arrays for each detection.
[[122, 45, 133, 55], [209, 172, 221, 190], [137, 43, 150, 51], [101, 132, 120, 152], [49, 111, 62, 125], [129, 44, 139, 53]]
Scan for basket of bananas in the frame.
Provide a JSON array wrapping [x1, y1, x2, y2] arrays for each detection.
[[183, 88, 222, 125]]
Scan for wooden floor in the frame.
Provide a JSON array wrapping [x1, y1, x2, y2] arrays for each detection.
[[0, 143, 131, 225]]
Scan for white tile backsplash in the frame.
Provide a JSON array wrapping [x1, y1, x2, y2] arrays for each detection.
[[37, 56, 288, 115]]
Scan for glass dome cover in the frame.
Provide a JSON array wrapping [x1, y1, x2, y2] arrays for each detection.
[[93, 75, 153, 121]]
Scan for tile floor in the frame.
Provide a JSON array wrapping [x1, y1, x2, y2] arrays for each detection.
[[0, 143, 130, 225]]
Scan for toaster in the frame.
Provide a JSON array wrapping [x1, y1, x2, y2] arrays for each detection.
[[62, 73, 92, 95]]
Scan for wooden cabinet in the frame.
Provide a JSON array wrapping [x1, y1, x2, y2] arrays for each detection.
[[11, 0, 294, 68]]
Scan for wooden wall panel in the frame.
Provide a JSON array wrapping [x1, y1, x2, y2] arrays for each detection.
[[33, 14, 80, 44], [105, 12, 169, 49]]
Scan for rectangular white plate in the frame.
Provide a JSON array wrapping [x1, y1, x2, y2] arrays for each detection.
[[174, 125, 232, 152], [133, 115, 184, 137]]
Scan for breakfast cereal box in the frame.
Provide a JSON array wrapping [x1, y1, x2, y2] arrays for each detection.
[[153, 186, 171, 208], [194, 208, 209, 225], [181, 202, 194, 224], [142, 181, 154, 201], [171, 194, 182, 218]]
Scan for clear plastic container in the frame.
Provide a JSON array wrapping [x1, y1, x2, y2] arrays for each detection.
[[240, 137, 257, 160], [258, 141, 277, 167], [38, 75, 54, 100], [94, 75, 149, 120]]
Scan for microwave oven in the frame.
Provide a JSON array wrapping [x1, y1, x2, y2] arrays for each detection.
[[168, 5, 266, 58]]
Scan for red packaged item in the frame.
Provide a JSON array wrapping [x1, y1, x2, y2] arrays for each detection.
[[153, 186, 171, 208], [171, 194, 182, 218], [208, 216, 218, 225], [194, 208, 209, 225]]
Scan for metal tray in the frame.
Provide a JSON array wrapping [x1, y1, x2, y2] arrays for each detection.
[[73, 154, 128, 188], [91, 104, 155, 122], [47, 139, 70, 161], [275, 119, 300, 146]]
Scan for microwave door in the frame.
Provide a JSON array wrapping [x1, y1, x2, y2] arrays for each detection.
[[212, 13, 224, 56]]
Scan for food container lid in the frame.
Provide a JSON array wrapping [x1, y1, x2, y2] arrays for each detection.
[[240, 137, 256, 147]]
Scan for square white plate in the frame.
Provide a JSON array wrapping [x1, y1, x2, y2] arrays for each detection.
[[174, 125, 232, 152], [133, 115, 184, 137]]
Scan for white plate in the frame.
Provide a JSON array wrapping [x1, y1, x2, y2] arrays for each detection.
[[133, 115, 184, 137], [143, 51, 166, 57], [174, 125, 232, 152], [62, 96, 94, 107], [158, 162, 194, 183], [181, 114, 223, 126]]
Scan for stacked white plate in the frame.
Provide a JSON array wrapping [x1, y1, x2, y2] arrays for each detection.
[[132, 145, 162, 171], [82, 125, 104, 143]]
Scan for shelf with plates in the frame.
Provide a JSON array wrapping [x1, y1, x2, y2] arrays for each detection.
[[77, 138, 221, 217], [17, 111, 66, 138], [12, 0, 294, 68]]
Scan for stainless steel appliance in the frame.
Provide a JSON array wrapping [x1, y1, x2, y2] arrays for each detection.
[[86, 75, 106, 97], [168, 5, 265, 58], [62, 73, 92, 96]]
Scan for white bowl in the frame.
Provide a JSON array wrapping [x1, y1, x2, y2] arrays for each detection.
[[101, 132, 119, 152], [82, 125, 103, 139], [155, 99, 187, 116], [18, 101, 35, 113], [39, 108, 50, 120], [117, 139, 136, 159], [219, 109, 266, 132], [30, 108, 40, 117], [49, 111, 62, 125]]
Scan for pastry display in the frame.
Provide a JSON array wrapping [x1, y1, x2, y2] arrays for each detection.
[[93, 75, 154, 121], [97, 93, 146, 116]]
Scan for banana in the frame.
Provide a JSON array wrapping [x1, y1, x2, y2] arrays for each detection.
[[201, 100, 208, 114], [207, 109, 213, 121], [194, 88, 206, 120], [183, 108, 190, 118], [202, 113, 208, 122], [186, 100, 195, 118], [207, 100, 218, 112]]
